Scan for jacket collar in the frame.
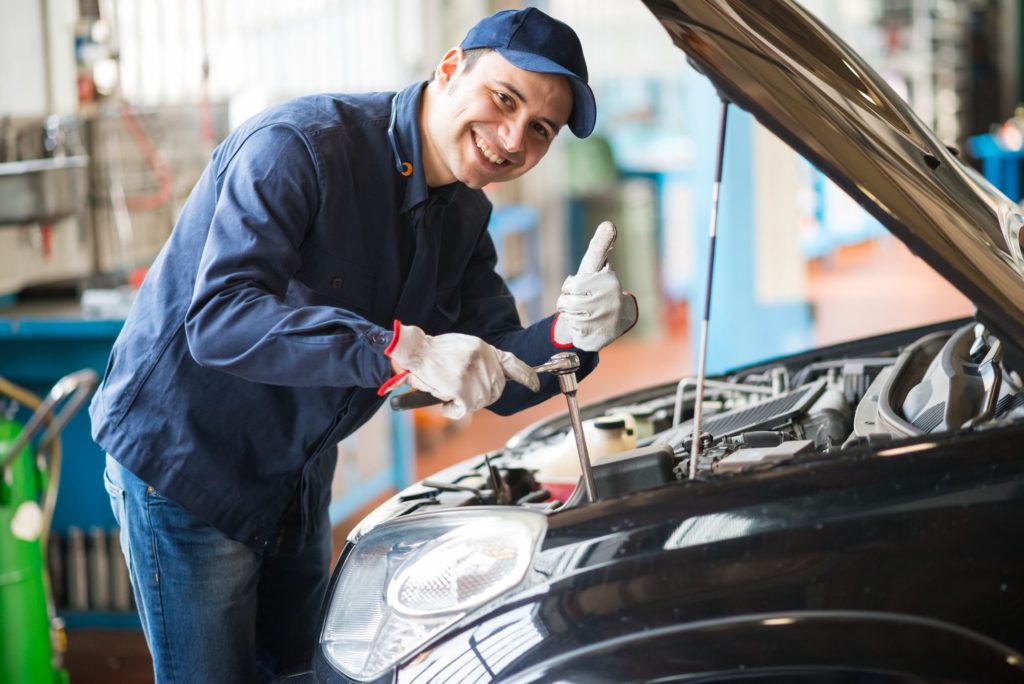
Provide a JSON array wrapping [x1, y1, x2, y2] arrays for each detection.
[[389, 81, 432, 213], [389, 81, 465, 214]]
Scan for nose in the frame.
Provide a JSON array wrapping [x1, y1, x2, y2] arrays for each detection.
[[499, 118, 526, 155]]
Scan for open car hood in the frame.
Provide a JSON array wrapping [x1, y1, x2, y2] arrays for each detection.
[[642, 0, 1024, 355]]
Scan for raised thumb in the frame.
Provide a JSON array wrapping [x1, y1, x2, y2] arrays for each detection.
[[576, 220, 617, 275]]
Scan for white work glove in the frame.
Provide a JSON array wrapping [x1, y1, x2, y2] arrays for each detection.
[[386, 323, 540, 420], [552, 221, 639, 352]]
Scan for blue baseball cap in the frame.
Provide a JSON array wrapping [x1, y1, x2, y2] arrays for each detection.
[[460, 8, 596, 138]]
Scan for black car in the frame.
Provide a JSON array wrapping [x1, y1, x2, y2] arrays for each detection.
[[285, 1, 1024, 682]]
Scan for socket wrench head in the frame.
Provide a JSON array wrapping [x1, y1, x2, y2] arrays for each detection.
[[390, 352, 581, 412], [535, 352, 580, 376]]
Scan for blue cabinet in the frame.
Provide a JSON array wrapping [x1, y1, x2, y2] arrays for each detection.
[[489, 205, 542, 323], [0, 312, 119, 533], [969, 133, 1024, 202]]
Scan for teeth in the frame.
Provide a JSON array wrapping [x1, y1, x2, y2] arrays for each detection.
[[474, 134, 505, 165]]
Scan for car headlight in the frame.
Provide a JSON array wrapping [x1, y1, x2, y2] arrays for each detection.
[[320, 509, 547, 681]]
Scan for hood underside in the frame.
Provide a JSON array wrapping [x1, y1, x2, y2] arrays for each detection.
[[641, 0, 1024, 354]]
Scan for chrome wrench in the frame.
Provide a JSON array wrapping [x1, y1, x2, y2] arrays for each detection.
[[389, 351, 597, 502]]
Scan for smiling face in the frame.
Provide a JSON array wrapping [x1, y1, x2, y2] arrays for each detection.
[[420, 49, 573, 189]]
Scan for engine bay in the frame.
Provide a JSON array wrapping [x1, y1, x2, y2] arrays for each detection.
[[380, 320, 1024, 520]]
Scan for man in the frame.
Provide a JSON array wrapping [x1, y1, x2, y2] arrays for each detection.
[[93, 7, 637, 682]]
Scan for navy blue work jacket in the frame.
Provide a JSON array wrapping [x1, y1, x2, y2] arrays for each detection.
[[90, 82, 597, 550]]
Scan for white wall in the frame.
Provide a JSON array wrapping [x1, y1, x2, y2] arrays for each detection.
[[0, 1, 50, 116], [45, 0, 79, 114], [0, 0, 78, 117], [111, 0, 438, 126]]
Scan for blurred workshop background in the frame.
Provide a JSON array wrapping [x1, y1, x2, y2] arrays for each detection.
[[0, 0, 1019, 681]]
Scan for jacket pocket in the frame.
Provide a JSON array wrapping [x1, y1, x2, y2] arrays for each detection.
[[293, 245, 375, 314], [105, 326, 179, 428]]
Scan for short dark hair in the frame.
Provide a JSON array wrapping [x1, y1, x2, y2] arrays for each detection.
[[460, 47, 491, 73], [428, 47, 491, 82]]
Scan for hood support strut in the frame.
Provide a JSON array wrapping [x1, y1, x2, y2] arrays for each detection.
[[690, 98, 730, 480]]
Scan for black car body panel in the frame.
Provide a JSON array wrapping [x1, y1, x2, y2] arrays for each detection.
[[306, 414, 1024, 682], [394, 428, 1024, 682]]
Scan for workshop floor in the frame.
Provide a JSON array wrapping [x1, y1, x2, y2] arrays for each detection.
[[65, 235, 971, 683]]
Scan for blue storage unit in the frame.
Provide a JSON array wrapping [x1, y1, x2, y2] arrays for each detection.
[[968, 133, 1024, 202], [489, 205, 543, 323], [0, 309, 120, 534], [0, 306, 126, 629], [685, 75, 813, 373], [799, 164, 885, 259]]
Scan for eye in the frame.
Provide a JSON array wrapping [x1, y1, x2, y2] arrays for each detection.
[[532, 122, 551, 140], [494, 91, 513, 108]]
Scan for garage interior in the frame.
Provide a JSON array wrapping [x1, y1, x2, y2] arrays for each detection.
[[0, 1, 1017, 682]]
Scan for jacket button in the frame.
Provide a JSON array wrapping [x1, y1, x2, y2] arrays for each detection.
[[370, 334, 385, 345], [331, 276, 344, 289]]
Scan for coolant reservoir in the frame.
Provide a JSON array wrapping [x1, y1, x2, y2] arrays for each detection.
[[534, 414, 638, 501]]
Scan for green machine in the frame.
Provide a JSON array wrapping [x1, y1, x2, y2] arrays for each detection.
[[0, 370, 98, 684]]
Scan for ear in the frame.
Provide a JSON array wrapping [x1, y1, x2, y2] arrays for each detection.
[[435, 48, 463, 88]]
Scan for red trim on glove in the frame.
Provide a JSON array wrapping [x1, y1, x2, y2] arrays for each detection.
[[622, 293, 640, 337], [550, 313, 574, 349], [378, 321, 409, 395], [377, 369, 410, 396], [384, 320, 402, 357]]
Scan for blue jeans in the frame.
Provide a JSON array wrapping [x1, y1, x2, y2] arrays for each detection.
[[103, 454, 332, 683]]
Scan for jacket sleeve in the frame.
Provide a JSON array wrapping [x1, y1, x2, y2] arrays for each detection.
[[184, 123, 393, 389], [452, 219, 599, 416]]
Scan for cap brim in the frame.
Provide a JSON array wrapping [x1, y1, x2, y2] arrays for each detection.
[[494, 48, 596, 138]]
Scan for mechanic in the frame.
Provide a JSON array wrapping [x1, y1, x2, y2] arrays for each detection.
[[91, 7, 637, 683]]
